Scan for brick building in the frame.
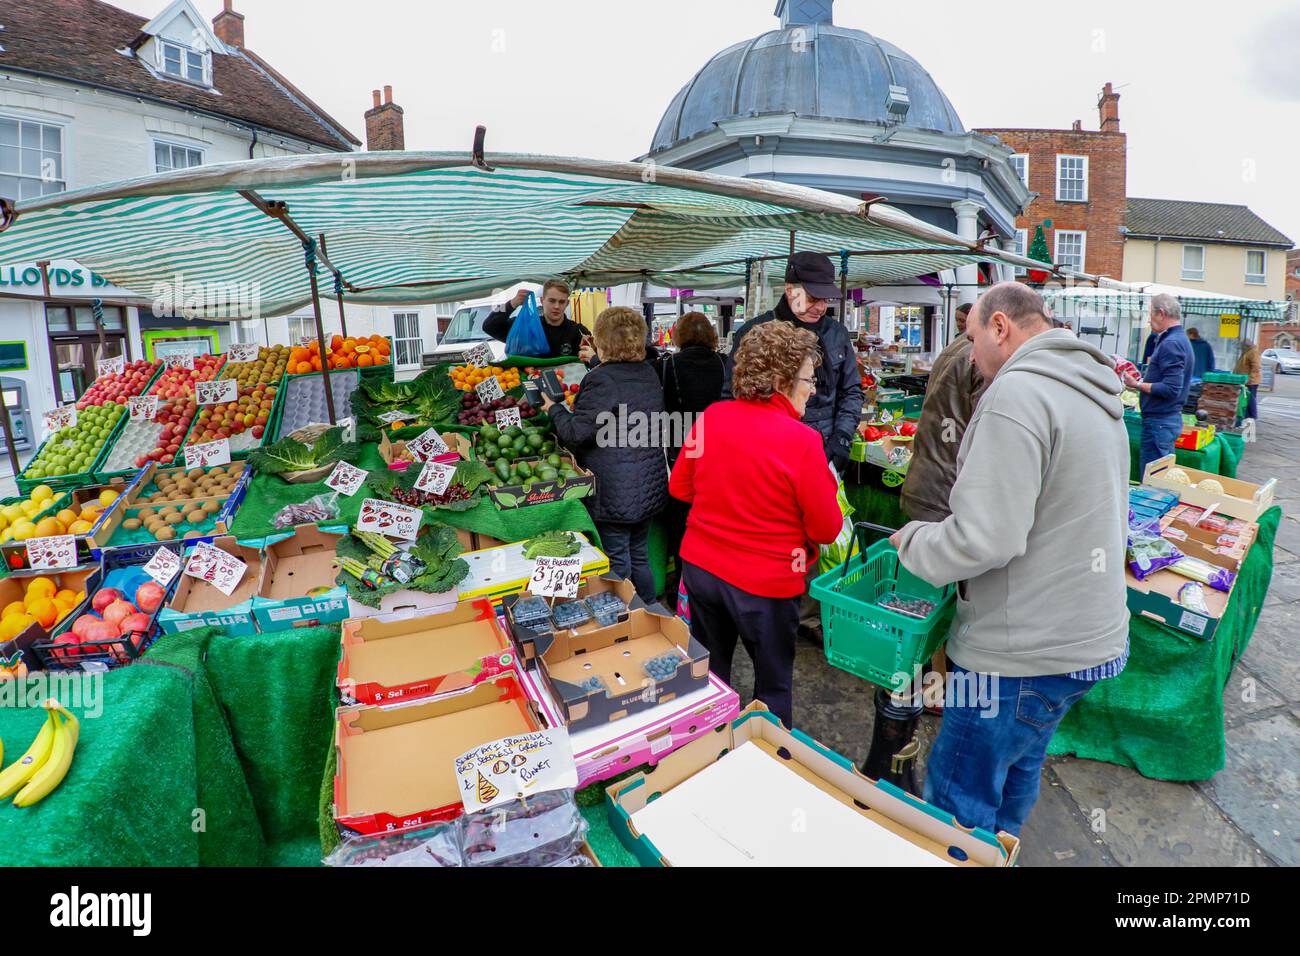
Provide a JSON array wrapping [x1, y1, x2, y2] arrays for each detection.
[[1259, 248, 1300, 351], [977, 83, 1127, 280]]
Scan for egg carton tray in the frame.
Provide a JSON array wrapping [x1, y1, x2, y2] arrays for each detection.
[[100, 419, 165, 473], [275, 369, 360, 440]]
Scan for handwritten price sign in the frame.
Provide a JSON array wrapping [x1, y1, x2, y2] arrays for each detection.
[[96, 356, 125, 377], [25, 535, 78, 571], [183, 542, 247, 597], [325, 460, 368, 497], [406, 428, 449, 462], [196, 379, 238, 405], [184, 437, 231, 470], [228, 344, 260, 363], [465, 343, 493, 368], [495, 407, 521, 430], [42, 405, 77, 435], [142, 545, 181, 587], [414, 460, 457, 497], [454, 728, 577, 813], [475, 376, 505, 404], [128, 396, 159, 422], [164, 353, 195, 370], [356, 498, 422, 541], [528, 555, 583, 598]]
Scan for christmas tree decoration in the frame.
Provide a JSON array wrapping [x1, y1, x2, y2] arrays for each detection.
[[1026, 220, 1054, 283]]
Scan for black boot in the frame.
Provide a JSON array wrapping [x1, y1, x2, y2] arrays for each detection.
[[861, 686, 922, 794]]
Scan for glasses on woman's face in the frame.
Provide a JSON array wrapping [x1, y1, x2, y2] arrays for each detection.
[[796, 375, 817, 391]]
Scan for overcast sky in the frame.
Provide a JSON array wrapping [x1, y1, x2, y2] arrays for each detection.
[[122, 0, 1300, 244]]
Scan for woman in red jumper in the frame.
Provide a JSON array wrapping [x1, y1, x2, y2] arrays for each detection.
[[669, 321, 842, 727]]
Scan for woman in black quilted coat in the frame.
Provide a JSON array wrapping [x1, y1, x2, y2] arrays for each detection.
[[543, 307, 668, 603]]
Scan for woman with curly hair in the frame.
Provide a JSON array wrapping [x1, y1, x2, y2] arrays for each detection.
[[668, 321, 842, 727]]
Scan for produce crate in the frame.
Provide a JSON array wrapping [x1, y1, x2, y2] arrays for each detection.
[[276, 369, 362, 440], [810, 523, 956, 692], [15, 408, 131, 496], [1202, 371, 1248, 385], [0, 477, 140, 572], [94, 461, 250, 558], [29, 542, 183, 671], [903, 394, 924, 417]]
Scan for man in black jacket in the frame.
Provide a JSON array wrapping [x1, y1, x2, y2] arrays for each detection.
[[482, 279, 594, 360], [723, 252, 863, 471]]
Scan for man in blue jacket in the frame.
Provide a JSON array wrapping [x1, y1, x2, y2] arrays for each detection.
[[1186, 327, 1217, 381], [1123, 294, 1194, 476]]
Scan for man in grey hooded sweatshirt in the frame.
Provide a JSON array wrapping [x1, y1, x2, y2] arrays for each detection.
[[892, 282, 1130, 836]]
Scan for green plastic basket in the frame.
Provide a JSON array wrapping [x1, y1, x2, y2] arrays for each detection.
[[1203, 371, 1247, 385], [810, 522, 956, 691], [903, 394, 924, 417]]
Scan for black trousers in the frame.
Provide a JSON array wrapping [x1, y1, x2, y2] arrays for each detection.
[[596, 518, 656, 604], [660, 498, 691, 609], [682, 560, 800, 728]]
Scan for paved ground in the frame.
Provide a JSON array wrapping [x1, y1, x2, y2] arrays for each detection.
[[730, 375, 1300, 867]]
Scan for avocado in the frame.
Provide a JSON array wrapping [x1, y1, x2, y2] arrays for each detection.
[[539, 467, 559, 481], [546, 454, 562, 469], [516, 461, 534, 479], [504, 425, 523, 439], [481, 425, 501, 442]]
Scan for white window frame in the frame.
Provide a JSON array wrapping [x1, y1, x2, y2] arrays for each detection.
[[1181, 244, 1205, 282], [1054, 229, 1087, 273], [1012, 228, 1029, 277], [1245, 249, 1267, 285], [1055, 154, 1089, 202], [1010, 154, 1029, 188], [392, 312, 423, 367], [285, 316, 318, 346], [153, 139, 204, 174], [0, 113, 67, 200], [157, 39, 210, 86]]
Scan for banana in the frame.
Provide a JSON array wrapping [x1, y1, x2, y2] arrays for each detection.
[[13, 703, 79, 808], [0, 710, 56, 800]]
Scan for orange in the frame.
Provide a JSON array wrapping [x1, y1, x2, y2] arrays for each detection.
[[24, 577, 55, 601], [377, 340, 392, 356], [68, 520, 94, 534], [78, 506, 101, 522], [0, 614, 33, 641], [56, 508, 79, 526], [308, 340, 320, 355], [295, 361, 312, 374], [311, 355, 322, 371], [331, 335, 344, 350], [55, 589, 77, 605], [2, 600, 27, 619], [35, 517, 65, 537], [26, 598, 56, 629], [356, 354, 374, 367]]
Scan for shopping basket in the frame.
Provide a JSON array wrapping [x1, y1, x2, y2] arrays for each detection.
[[809, 521, 956, 691]]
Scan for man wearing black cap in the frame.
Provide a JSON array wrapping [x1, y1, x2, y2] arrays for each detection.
[[722, 251, 864, 471]]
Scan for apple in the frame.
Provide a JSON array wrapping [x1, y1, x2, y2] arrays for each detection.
[[92, 588, 124, 614]]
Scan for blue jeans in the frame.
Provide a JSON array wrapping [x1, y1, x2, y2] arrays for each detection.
[[922, 664, 1096, 836], [1138, 413, 1183, 479]]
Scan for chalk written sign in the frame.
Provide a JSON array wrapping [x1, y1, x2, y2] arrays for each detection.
[[42, 405, 77, 435], [128, 395, 159, 422], [454, 728, 578, 814], [196, 379, 238, 406], [414, 460, 457, 497], [228, 343, 260, 363], [356, 497, 422, 541], [184, 437, 232, 470], [25, 535, 78, 571], [475, 375, 505, 403], [465, 343, 493, 368], [143, 545, 181, 587], [164, 352, 195, 370], [406, 428, 449, 462], [96, 356, 125, 377], [495, 407, 521, 430], [183, 542, 247, 597], [325, 460, 368, 497], [528, 555, 582, 598], [376, 409, 418, 424]]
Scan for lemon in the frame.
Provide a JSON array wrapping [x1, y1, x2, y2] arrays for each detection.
[[20, 499, 40, 516], [11, 520, 37, 541], [30, 485, 54, 504], [98, 489, 119, 508], [0, 515, 8, 532], [1, 505, 21, 523]]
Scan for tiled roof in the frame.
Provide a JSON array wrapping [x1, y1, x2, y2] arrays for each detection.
[[1126, 197, 1291, 246], [0, 0, 359, 150]]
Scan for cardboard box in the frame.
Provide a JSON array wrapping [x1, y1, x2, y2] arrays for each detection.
[[485, 453, 595, 510], [1142, 455, 1275, 520], [251, 525, 349, 631], [337, 598, 516, 705], [1160, 505, 1257, 571], [341, 528, 475, 621], [606, 703, 1020, 868], [0, 474, 141, 569], [502, 575, 647, 669], [457, 534, 609, 605], [158, 535, 263, 636], [534, 606, 710, 731], [1125, 538, 1239, 640], [333, 672, 542, 836], [378, 430, 472, 469], [0, 565, 97, 675]]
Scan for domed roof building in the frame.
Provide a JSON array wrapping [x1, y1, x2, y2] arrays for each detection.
[[641, 0, 1029, 307]]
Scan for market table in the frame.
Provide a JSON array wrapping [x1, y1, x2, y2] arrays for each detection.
[[1047, 506, 1279, 780], [1125, 432, 1238, 482]]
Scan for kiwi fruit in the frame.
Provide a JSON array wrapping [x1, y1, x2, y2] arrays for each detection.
[[123, 518, 142, 530], [164, 512, 184, 526], [183, 530, 201, 540], [186, 509, 205, 524], [187, 468, 204, 480], [154, 527, 176, 541], [136, 507, 154, 520], [201, 500, 221, 514]]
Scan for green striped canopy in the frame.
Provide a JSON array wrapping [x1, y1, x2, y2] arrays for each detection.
[[0, 152, 1035, 317]]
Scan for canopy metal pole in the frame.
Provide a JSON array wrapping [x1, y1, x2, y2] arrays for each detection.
[[839, 250, 849, 324], [319, 234, 349, 339], [302, 238, 337, 425]]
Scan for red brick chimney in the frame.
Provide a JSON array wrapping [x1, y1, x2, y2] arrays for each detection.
[[213, 0, 244, 48], [1071, 120, 1082, 132], [364, 86, 405, 151], [1098, 82, 1121, 132]]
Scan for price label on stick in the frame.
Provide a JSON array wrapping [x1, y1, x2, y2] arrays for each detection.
[[42, 405, 77, 435], [25, 535, 78, 571], [128, 395, 159, 422], [465, 343, 493, 369], [96, 356, 125, 377], [143, 545, 181, 586], [197, 379, 237, 405], [184, 437, 231, 470], [414, 460, 457, 496], [476, 375, 505, 404], [325, 460, 368, 497], [495, 407, 521, 430], [406, 428, 449, 462], [228, 343, 260, 363], [528, 555, 583, 598], [164, 352, 195, 370], [184, 542, 247, 597], [356, 497, 422, 541]]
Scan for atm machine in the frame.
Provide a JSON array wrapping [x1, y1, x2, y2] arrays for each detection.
[[0, 376, 33, 455]]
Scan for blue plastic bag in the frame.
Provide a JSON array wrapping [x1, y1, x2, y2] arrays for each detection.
[[505, 292, 550, 357]]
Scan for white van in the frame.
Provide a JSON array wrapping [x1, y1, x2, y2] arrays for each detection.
[[429, 282, 540, 365]]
